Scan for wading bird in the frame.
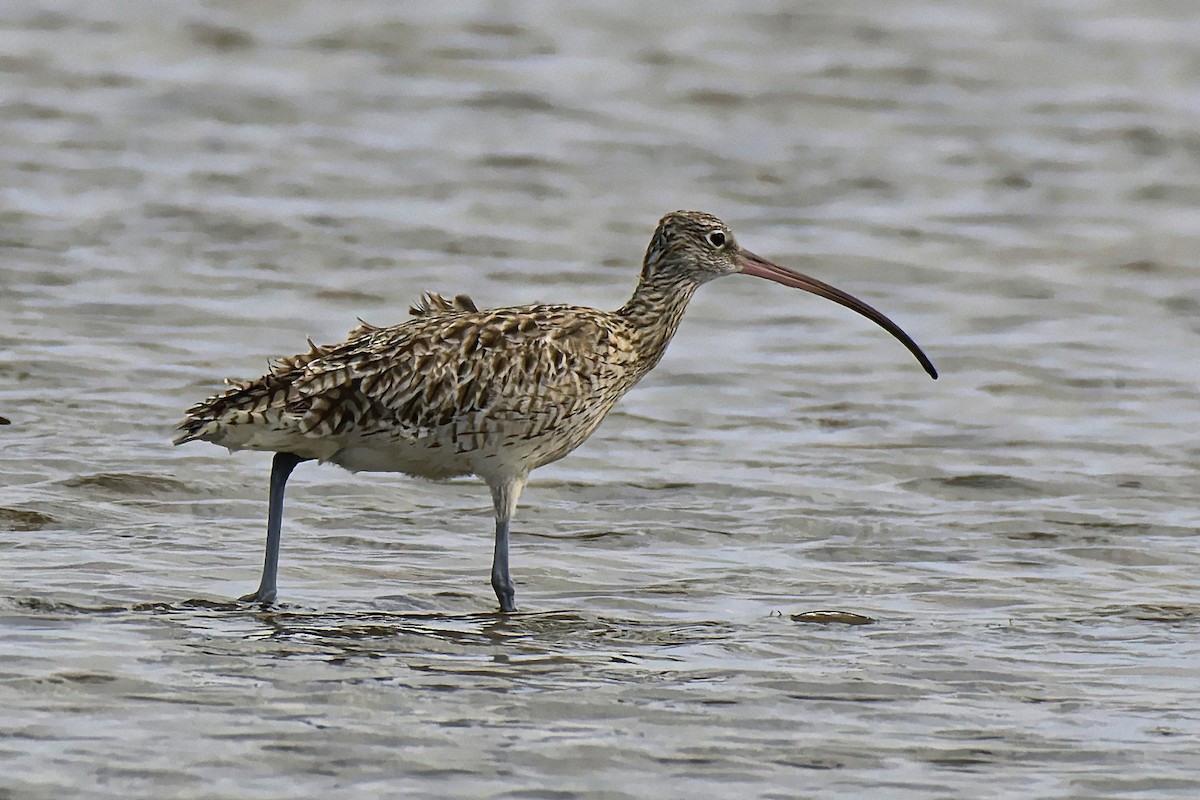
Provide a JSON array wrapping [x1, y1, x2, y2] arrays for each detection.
[[176, 210, 937, 611]]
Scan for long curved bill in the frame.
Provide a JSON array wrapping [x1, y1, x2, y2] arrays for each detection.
[[736, 249, 938, 379]]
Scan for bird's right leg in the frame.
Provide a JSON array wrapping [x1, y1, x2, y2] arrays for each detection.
[[239, 452, 309, 604], [489, 474, 528, 613]]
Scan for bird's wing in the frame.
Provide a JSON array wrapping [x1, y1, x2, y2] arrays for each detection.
[[176, 304, 631, 447], [289, 305, 629, 438]]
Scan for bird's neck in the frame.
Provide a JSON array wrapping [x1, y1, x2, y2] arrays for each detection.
[[615, 273, 701, 373]]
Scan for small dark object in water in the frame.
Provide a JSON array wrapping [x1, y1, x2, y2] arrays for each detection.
[[792, 610, 876, 625]]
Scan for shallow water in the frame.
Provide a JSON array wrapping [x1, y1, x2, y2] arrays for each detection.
[[3, 1, 1199, 798]]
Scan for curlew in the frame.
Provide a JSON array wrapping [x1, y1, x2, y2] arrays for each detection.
[[175, 211, 937, 612]]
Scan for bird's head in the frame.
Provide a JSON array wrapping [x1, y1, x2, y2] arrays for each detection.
[[642, 210, 741, 284], [641, 210, 938, 379]]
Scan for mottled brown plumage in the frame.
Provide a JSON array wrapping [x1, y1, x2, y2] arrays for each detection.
[[176, 210, 937, 612], [177, 294, 647, 478]]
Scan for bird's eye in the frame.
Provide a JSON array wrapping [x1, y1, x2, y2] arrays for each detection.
[[705, 230, 727, 248]]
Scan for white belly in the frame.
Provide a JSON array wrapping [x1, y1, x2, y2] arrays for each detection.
[[328, 415, 606, 481]]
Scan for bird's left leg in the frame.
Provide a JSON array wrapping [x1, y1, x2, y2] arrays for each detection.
[[239, 451, 310, 604], [488, 473, 528, 613]]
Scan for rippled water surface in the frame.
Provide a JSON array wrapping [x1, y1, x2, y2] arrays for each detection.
[[3, 1, 1199, 798]]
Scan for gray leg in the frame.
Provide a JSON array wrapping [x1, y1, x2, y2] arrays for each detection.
[[239, 452, 308, 604], [489, 474, 527, 613]]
